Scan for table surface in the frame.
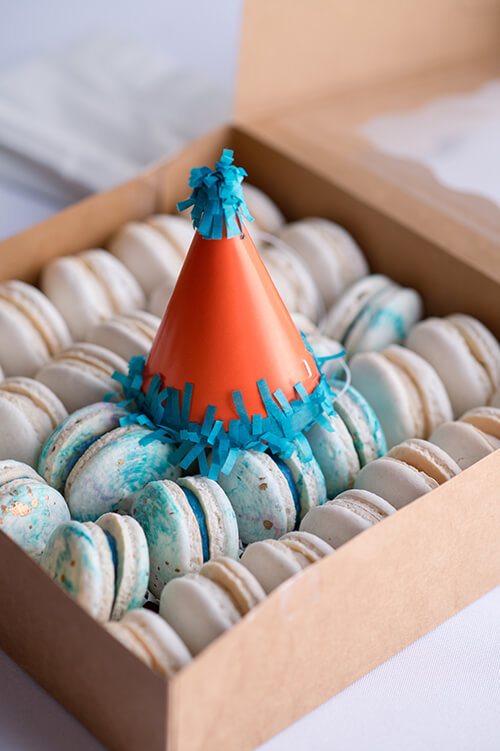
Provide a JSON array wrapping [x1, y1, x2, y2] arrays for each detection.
[[1, 3, 499, 749]]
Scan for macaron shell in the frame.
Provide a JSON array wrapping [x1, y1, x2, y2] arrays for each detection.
[[429, 420, 496, 470], [38, 402, 127, 492], [447, 314, 500, 393], [178, 475, 239, 560], [0, 297, 51, 377], [66, 426, 181, 521], [82, 249, 145, 315], [345, 285, 422, 356], [406, 318, 491, 417], [41, 520, 112, 620], [0, 459, 43, 485], [460, 406, 500, 446], [218, 450, 296, 543], [300, 489, 394, 547], [354, 456, 438, 509], [322, 275, 392, 342], [109, 222, 182, 295], [308, 219, 368, 286], [306, 411, 360, 498], [0, 478, 70, 559], [261, 245, 323, 322], [96, 513, 150, 619], [349, 353, 424, 449], [490, 388, 500, 408], [148, 277, 176, 318], [280, 530, 334, 562], [129, 479, 204, 599], [83, 522, 116, 621], [146, 214, 194, 259], [240, 538, 309, 594], [87, 311, 160, 361], [280, 448, 327, 521], [160, 573, 241, 656], [105, 621, 155, 668], [331, 379, 388, 463], [388, 438, 461, 484], [36, 343, 127, 413], [243, 184, 285, 234], [121, 609, 191, 677], [200, 557, 265, 615]]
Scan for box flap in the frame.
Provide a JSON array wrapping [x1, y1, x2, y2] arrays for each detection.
[[236, 0, 500, 254]]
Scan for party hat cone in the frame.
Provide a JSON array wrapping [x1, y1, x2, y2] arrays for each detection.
[[115, 150, 338, 479]]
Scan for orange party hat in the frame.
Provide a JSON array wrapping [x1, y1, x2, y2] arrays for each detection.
[[114, 150, 337, 479]]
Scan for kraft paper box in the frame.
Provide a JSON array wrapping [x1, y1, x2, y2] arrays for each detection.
[[1, 2, 500, 749]]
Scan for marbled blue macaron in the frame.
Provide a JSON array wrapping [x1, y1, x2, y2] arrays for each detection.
[[38, 402, 128, 492], [306, 411, 361, 498], [65, 425, 181, 522], [129, 475, 239, 598], [0, 460, 70, 560], [218, 448, 326, 544], [96, 512, 150, 619], [41, 520, 115, 621], [331, 379, 387, 466]]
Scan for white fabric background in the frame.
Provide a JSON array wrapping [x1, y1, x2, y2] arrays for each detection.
[[0, 2, 499, 749]]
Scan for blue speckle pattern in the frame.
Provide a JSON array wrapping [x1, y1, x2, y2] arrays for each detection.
[[181, 487, 209, 562], [273, 457, 300, 521], [176, 149, 254, 239]]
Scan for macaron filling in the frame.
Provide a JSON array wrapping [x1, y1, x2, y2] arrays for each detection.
[[181, 488, 210, 562], [272, 457, 301, 523]]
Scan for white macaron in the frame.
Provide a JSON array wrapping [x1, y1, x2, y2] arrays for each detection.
[[116, 609, 192, 675], [86, 310, 160, 361], [278, 218, 368, 308], [36, 342, 127, 412], [430, 419, 498, 470], [148, 277, 176, 318], [243, 184, 285, 234], [0, 280, 72, 377], [459, 406, 500, 449], [160, 557, 265, 656], [260, 243, 323, 322], [354, 438, 460, 508], [42, 249, 145, 339], [0, 377, 67, 466], [406, 314, 500, 417], [240, 530, 333, 594], [146, 214, 194, 259], [350, 345, 453, 449], [109, 221, 183, 296], [300, 489, 395, 548]]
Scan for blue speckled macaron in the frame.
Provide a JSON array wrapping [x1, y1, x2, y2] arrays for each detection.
[[217, 448, 326, 544], [41, 520, 115, 621], [95, 512, 150, 619], [65, 425, 181, 522], [306, 411, 361, 498], [0, 469, 70, 560], [331, 379, 387, 466], [129, 475, 239, 598], [38, 402, 128, 492]]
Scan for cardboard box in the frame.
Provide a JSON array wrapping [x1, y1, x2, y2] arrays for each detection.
[[1, 3, 500, 750]]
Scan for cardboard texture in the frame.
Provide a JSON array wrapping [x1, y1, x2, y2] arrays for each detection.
[[1, 1, 500, 748]]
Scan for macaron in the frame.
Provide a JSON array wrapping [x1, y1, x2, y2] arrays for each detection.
[[217, 448, 326, 545], [87, 310, 160, 361], [278, 218, 368, 308], [0, 464, 70, 560], [95, 512, 150, 620], [300, 489, 395, 548], [429, 420, 498, 470], [42, 249, 145, 339], [160, 557, 265, 656], [109, 222, 183, 295], [146, 214, 194, 259], [260, 244, 323, 322], [331, 379, 388, 465], [114, 609, 192, 676], [41, 520, 115, 621], [291, 313, 318, 337], [243, 184, 285, 234], [36, 342, 127, 412], [490, 388, 500, 408], [241, 530, 333, 594], [0, 280, 72, 377], [129, 475, 239, 598], [148, 277, 176, 318], [306, 410, 360, 498], [406, 314, 500, 417], [354, 438, 461, 508], [38, 401, 128, 492], [0, 377, 67, 466], [322, 274, 423, 357], [350, 345, 453, 449], [459, 406, 500, 448], [65, 425, 181, 521]]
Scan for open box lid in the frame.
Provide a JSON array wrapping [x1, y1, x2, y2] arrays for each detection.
[[235, 0, 500, 282]]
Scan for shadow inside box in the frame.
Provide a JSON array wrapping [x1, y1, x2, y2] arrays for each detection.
[[0, 649, 105, 751]]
